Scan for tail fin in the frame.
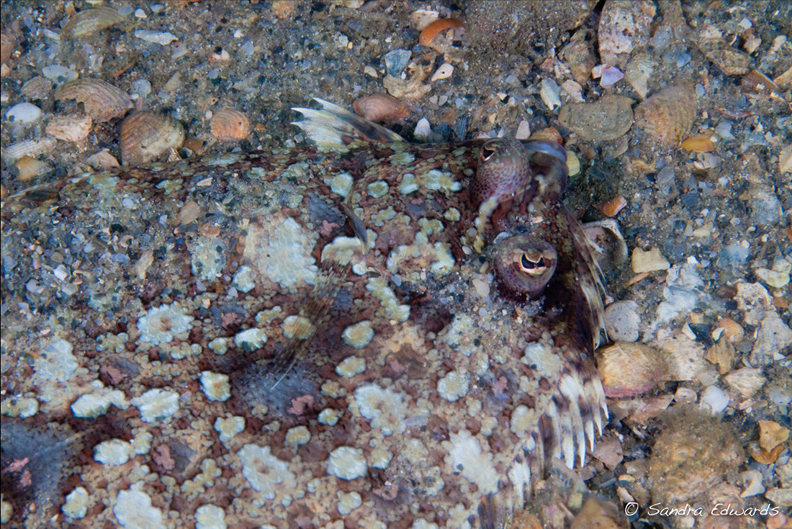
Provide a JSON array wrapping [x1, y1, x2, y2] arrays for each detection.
[[292, 98, 407, 150]]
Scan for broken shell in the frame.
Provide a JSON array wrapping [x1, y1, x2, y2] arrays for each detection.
[[596, 342, 668, 398], [87, 149, 120, 170], [20, 76, 54, 100], [418, 18, 464, 46], [634, 83, 697, 145], [352, 94, 408, 122], [120, 111, 185, 166], [741, 69, 779, 94], [600, 196, 627, 217], [15, 156, 51, 182], [62, 6, 126, 38], [210, 108, 251, 142], [681, 134, 715, 153], [2, 137, 57, 164], [705, 48, 752, 76], [430, 63, 454, 82], [560, 35, 595, 84], [55, 79, 133, 122], [758, 420, 789, 452], [45, 114, 93, 142]]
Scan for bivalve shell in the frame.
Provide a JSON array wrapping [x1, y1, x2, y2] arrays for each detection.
[[46, 114, 93, 142], [120, 111, 185, 166], [62, 7, 126, 38], [55, 79, 133, 122], [1, 30, 16, 65], [20, 76, 54, 100], [634, 83, 697, 145], [1, 137, 57, 164], [352, 94, 408, 122], [210, 108, 251, 142]]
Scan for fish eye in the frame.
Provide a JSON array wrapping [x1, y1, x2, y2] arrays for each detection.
[[480, 144, 497, 162], [520, 253, 546, 272], [494, 235, 558, 299]]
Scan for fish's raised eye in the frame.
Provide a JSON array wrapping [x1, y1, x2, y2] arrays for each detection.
[[520, 253, 546, 272], [480, 144, 497, 162], [494, 235, 558, 299]]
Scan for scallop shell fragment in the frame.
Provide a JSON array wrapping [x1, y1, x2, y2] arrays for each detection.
[[120, 111, 185, 166], [634, 83, 697, 145], [352, 94, 408, 122], [55, 79, 133, 122], [62, 7, 126, 38], [210, 108, 251, 142]]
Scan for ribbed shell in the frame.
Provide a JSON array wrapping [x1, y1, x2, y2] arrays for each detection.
[[62, 7, 126, 38], [210, 108, 251, 142], [55, 79, 133, 122], [634, 83, 697, 145], [120, 111, 185, 166]]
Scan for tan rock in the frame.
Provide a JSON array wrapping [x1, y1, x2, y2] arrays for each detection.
[[631, 247, 670, 273]]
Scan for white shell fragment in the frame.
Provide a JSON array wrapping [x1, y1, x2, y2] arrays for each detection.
[[431, 63, 454, 81]]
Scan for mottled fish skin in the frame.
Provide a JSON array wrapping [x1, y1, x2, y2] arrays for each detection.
[[0, 106, 607, 528]]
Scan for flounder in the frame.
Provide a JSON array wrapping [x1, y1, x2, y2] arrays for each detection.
[[1, 99, 610, 528]]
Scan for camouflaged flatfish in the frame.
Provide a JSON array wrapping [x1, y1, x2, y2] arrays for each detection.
[[0, 99, 609, 528]]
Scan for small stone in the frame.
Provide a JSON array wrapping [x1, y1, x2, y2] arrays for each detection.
[[749, 186, 783, 226], [779, 144, 792, 174], [659, 334, 705, 382], [752, 312, 792, 366], [755, 267, 790, 289], [758, 421, 789, 452], [591, 436, 624, 470], [765, 488, 792, 507], [41, 65, 79, 83], [515, 120, 531, 140], [5, 102, 42, 124], [539, 78, 561, 110], [558, 95, 633, 141], [46, 114, 93, 142], [631, 247, 670, 273], [598, 0, 656, 66], [716, 318, 745, 342], [705, 48, 753, 76], [700, 385, 730, 414], [724, 368, 765, 398], [705, 339, 734, 374], [649, 407, 743, 503], [195, 505, 227, 529], [570, 498, 626, 529], [383, 49, 411, 77], [134, 29, 178, 45], [94, 439, 133, 465], [430, 63, 453, 82]]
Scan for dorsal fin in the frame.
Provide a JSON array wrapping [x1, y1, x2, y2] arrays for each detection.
[[292, 97, 407, 150]]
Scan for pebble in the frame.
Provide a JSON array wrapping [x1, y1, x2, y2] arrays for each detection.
[[758, 421, 789, 452], [413, 118, 431, 140], [5, 102, 42, 124], [539, 79, 561, 110], [604, 300, 641, 342], [597, 0, 656, 66], [42, 65, 78, 83], [748, 186, 783, 226], [780, 144, 792, 174], [648, 407, 743, 503], [595, 64, 624, 87], [700, 385, 730, 414], [514, 120, 530, 140], [134, 29, 178, 45], [557, 94, 634, 141], [570, 498, 624, 529], [430, 63, 453, 82], [383, 49, 411, 77], [631, 247, 670, 273]]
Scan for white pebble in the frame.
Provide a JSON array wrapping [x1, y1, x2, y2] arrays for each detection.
[[604, 300, 641, 342], [134, 29, 177, 45], [431, 63, 454, 82], [699, 385, 729, 414], [5, 103, 42, 124]]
